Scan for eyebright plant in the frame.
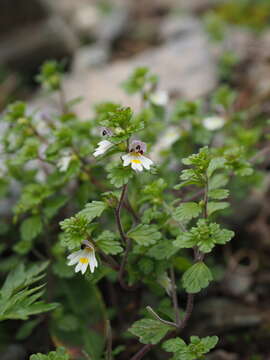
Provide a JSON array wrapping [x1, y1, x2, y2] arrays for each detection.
[[0, 61, 267, 359]]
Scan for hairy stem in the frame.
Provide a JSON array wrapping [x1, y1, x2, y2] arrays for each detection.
[[146, 306, 178, 328], [115, 184, 128, 244], [170, 266, 181, 327]]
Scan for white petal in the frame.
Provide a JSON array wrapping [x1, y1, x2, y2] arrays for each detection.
[[122, 154, 132, 167], [89, 252, 98, 273], [67, 250, 82, 260], [203, 116, 225, 131], [131, 161, 143, 172], [81, 261, 88, 274], [93, 140, 113, 157], [75, 262, 82, 273], [140, 155, 153, 170]]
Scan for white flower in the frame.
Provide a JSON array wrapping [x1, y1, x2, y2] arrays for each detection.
[[93, 140, 113, 157], [57, 154, 72, 172], [67, 241, 98, 274], [150, 90, 169, 106], [202, 116, 225, 131], [122, 140, 153, 172]]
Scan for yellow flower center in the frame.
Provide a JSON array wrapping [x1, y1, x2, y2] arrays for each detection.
[[131, 159, 142, 164], [80, 257, 89, 264]]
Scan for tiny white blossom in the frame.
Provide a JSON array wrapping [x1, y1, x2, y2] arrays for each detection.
[[57, 154, 72, 172], [122, 140, 153, 172], [203, 116, 225, 131], [150, 90, 169, 106], [67, 241, 98, 274], [93, 140, 113, 157]]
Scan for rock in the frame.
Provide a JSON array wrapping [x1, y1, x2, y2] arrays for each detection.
[[160, 15, 202, 42], [96, 7, 130, 45], [223, 272, 253, 296], [53, 16, 217, 117], [0, 0, 79, 74], [0, 0, 47, 36], [0, 16, 79, 74], [177, 0, 223, 13], [72, 45, 110, 71], [72, 4, 101, 36], [195, 298, 262, 334]]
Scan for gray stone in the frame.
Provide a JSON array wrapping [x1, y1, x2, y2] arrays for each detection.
[[0, 16, 79, 73], [195, 298, 262, 334], [160, 15, 202, 42], [56, 17, 217, 117], [72, 45, 110, 72]]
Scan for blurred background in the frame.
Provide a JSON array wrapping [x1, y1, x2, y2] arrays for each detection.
[[1, 1, 270, 360], [1, 0, 270, 115]]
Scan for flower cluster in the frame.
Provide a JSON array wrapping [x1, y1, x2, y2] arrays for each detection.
[[93, 128, 154, 172]]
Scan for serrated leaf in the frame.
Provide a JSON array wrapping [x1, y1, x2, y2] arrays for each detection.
[[20, 216, 43, 242], [162, 338, 186, 353], [79, 201, 107, 222], [207, 157, 226, 177], [30, 347, 69, 360], [129, 319, 172, 345], [95, 230, 123, 255], [127, 224, 161, 246], [207, 201, 229, 216], [173, 202, 201, 222], [173, 232, 197, 250], [107, 166, 133, 188], [208, 189, 229, 200], [147, 240, 178, 260], [200, 335, 219, 351], [182, 262, 213, 293], [0, 262, 58, 321], [209, 173, 229, 190]]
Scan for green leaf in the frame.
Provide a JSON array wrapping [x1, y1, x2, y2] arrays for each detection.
[[127, 224, 161, 246], [95, 230, 123, 255], [163, 335, 218, 360], [173, 232, 197, 250], [79, 201, 107, 222], [20, 216, 43, 242], [207, 201, 229, 216], [43, 195, 68, 219], [173, 202, 201, 222], [16, 318, 41, 340], [209, 173, 229, 190], [107, 165, 133, 188], [162, 338, 187, 353], [147, 240, 177, 260], [182, 262, 213, 293], [138, 258, 154, 275], [200, 335, 219, 352], [60, 214, 90, 250], [207, 157, 226, 177], [208, 189, 229, 200], [0, 262, 58, 321], [129, 319, 172, 345], [30, 347, 69, 360]]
